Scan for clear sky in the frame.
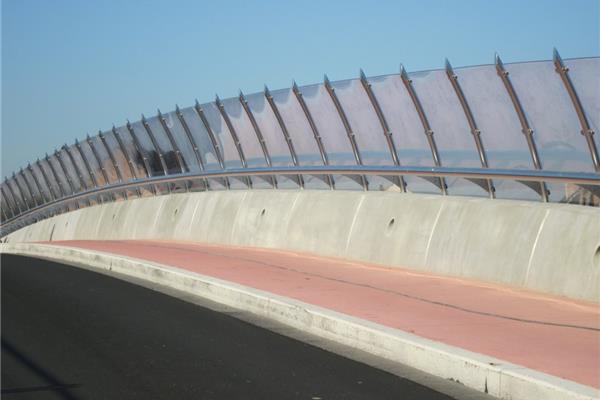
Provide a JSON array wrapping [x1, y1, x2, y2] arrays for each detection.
[[2, 0, 599, 175]]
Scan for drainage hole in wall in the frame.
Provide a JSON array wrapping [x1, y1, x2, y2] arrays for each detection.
[[174, 208, 179, 216], [260, 208, 266, 217], [112, 214, 116, 220], [387, 218, 395, 230], [594, 245, 600, 266]]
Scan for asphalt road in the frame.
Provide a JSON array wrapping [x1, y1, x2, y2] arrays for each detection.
[[2, 254, 456, 400]]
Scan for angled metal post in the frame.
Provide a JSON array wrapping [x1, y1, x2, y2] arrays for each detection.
[[27, 163, 48, 204], [19, 169, 38, 208], [292, 81, 334, 189], [239, 90, 277, 188], [359, 70, 406, 192], [400, 64, 447, 195], [215, 95, 252, 188], [553, 48, 600, 172], [99, 131, 124, 182], [495, 54, 549, 202], [36, 159, 58, 201], [193, 100, 231, 189], [4, 177, 22, 214], [264, 85, 304, 188], [175, 105, 211, 190], [0, 195, 8, 222], [445, 59, 495, 198], [323, 75, 367, 190], [2, 182, 19, 217]]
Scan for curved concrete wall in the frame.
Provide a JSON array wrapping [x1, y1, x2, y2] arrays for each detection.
[[4, 190, 600, 302]]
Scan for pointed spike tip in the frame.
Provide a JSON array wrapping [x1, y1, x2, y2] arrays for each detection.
[[359, 68, 367, 80], [444, 58, 452, 71]]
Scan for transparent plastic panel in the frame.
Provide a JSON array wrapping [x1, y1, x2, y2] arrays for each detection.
[[330, 78, 393, 165], [79, 139, 106, 187], [367, 74, 440, 194], [163, 111, 201, 173], [220, 97, 266, 167], [6, 178, 26, 212], [408, 69, 487, 197], [144, 116, 182, 175], [31, 162, 53, 202], [47, 153, 73, 196], [22, 168, 43, 206], [111, 127, 147, 180], [1, 186, 16, 218], [506, 60, 593, 172], [198, 102, 243, 169], [57, 148, 83, 194], [66, 144, 93, 190], [128, 121, 165, 176], [559, 57, 600, 163], [243, 92, 293, 166], [178, 106, 222, 170], [298, 83, 355, 165], [38, 158, 62, 199], [269, 88, 322, 165], [13, 174, 34, 209]]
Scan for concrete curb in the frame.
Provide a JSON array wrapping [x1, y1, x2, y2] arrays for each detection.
[[2, 243, 598, 400]]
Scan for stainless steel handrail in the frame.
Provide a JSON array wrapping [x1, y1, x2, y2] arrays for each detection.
[[1, 165, 598, 234]]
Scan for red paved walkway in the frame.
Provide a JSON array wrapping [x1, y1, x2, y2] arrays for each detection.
[[48, 240, 599, 388]]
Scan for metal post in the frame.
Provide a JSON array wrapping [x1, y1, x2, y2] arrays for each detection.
[[553, 48, 600, 172], [175, 105, 212, 190], [359, 69, 406, 192], [239, 90, 277, 188], [36, 159, 58, 201], [0, 195, 8, 222], [495, 54, 549, 202], [291, 81, 334, 189], [27, 163, 47, 204], [323, 75, 367, 190], [264, 85, 304, 188], [193, 101, 230, 189], [158, 109, 191, 191], [445, 59, 495, 198], [400, 64, 447, 195], [215, 95, 252, 188], [4, 177, 22, 214]]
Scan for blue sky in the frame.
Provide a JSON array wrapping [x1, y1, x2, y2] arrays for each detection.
[[2, 0, 599, 175]]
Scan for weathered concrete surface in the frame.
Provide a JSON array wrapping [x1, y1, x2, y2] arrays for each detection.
[[1, 242, 597, 400], [4, 190, 600, 301]]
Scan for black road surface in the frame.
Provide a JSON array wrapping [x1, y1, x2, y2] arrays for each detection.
[[2, 254, 456, 400]]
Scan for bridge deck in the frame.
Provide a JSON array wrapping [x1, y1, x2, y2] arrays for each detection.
[[46, 240, 599, 389]]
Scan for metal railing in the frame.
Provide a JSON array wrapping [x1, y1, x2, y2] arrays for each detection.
[[2, 50, 599, 236]]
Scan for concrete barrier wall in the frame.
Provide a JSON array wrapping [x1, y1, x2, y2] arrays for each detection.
[[4, 190, 600, 302]]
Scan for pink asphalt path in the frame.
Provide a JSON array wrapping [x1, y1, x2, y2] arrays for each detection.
[[47, 239, 599, 388]]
